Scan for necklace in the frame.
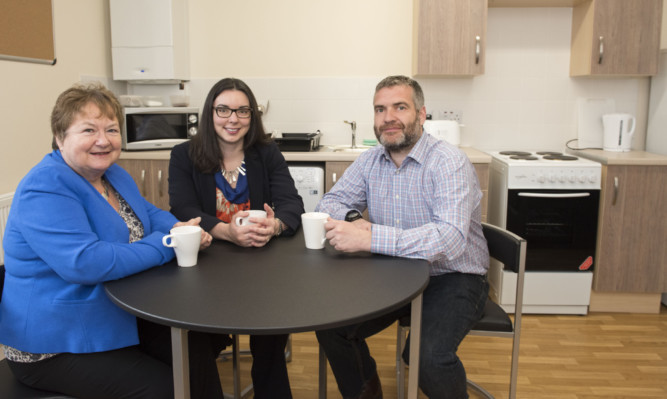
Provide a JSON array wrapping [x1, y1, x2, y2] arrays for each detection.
[[220, 161, 246, 185], [99, 179, 110, 201]]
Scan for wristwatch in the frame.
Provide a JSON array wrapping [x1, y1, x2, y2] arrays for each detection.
[[345, 210, 363, 222]]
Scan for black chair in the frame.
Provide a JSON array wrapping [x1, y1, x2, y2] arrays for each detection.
[[396, 222, 527, 399], [0, 265, 75, 398]]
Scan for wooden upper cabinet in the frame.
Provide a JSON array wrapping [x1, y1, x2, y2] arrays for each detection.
[[570, 0, 663, 77], [413, 0, 488, 76]]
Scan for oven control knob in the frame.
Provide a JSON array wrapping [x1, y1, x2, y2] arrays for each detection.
[[569, 175, 577, 183], [549, 175, 557, 183], [579, 175, 588, 183], [558, 175, 566, 183], [538, 175, 546, 183], [588, 175, 597, 183]]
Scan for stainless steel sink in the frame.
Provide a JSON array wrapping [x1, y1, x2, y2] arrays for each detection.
[[331, 145, 372, 153]]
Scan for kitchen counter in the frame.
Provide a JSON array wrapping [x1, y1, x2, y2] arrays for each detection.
[[568, 149, 667, 166], [120, 146, 492, 163]]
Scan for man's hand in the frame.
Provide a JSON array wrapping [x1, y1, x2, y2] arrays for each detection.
[[324, 218, 372, 253]]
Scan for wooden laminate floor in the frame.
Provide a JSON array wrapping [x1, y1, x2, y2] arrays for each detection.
[[218, 305, 667, 398]]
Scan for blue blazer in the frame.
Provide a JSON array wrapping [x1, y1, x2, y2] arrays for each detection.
[[0, 151, 178, 354]]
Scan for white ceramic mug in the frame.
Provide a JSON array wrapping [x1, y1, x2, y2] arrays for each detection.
[[235, 210, 267, 226], [162, 225, 202, 267], [301, 212, 329, 249]]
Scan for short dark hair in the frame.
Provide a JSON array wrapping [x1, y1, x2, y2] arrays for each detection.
[[375, 75, 425, 110], [190, 78, 270, 173], [50, 82, 123, 150]]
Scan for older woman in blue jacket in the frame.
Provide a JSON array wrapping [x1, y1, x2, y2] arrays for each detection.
[[0, 82, 224, 399]]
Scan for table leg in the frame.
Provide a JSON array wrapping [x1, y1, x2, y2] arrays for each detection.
[[171, 327, 190, 399], [408, 294, 422, 399]]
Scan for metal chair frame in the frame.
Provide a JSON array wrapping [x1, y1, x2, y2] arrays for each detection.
[[396, 222, 527, 399]]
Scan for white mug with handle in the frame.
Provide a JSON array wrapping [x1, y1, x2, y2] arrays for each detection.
[[235, 210, 267, 226], [301, 212, 329, 249], [162, 225, 202, 267]]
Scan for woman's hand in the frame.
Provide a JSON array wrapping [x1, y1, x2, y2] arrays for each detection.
[[227, 204, 277, 248], [173, 217, 213, 250]]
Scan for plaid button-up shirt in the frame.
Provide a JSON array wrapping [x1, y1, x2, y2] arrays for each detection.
[[316, 132, 489, 276]]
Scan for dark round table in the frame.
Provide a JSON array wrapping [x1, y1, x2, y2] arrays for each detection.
[[105, 229, 429, 399]]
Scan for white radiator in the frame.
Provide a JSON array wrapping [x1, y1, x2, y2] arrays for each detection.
[[0, 192, 14, 265]]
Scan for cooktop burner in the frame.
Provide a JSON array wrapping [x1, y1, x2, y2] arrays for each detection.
[[543, 155, 579, 161], [500, 151, 532, 156], [495, 151, 579, 161], [510, 155, 538, 160]]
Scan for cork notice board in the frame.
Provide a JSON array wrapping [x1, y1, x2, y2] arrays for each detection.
[[0, 0, 56, 65]]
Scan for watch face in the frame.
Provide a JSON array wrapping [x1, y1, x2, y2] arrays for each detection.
[[345, 210, 362, 222]]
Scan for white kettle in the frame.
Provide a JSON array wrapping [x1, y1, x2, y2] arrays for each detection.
[[423, 120, 461, 147], [602, 113, 635, 152]]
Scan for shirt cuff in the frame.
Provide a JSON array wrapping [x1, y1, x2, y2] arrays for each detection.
[[370, 223, 397, 257]]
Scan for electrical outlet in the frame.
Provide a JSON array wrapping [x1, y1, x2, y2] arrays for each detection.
[[441, 109, 462, 123]]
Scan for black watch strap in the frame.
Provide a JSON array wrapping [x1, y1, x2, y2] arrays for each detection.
[[345, 210, 363, 222]]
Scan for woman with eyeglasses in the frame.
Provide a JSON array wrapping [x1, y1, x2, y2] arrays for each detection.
[[168, 77, 303, 398]]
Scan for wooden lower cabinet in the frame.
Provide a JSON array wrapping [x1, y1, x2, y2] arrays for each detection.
[[116, 159, 171, 210], [324, 161, 351, 192], [593, 165, 667, 292], [474, 163, 489, 222]]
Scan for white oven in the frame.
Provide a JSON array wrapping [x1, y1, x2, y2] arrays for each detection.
[[487, 151, 601, 315]]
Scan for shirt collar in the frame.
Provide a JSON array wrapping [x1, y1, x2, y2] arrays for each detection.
[[380, 129, 430, 166]]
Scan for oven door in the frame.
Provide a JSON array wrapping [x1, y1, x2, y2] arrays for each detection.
[[506, 189, 599, 272]]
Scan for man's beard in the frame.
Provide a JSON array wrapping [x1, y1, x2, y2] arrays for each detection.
[[374, 115, 421, 152]]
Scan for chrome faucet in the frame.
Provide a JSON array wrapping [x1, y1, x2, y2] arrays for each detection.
[[344, 120, 357, 149]]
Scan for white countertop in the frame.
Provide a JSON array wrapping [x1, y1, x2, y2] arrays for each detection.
[[120, 146, 492, 163], [567, 149, 667, 166]]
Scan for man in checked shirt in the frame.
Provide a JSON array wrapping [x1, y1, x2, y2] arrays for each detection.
[[315, 75, 489, 399]]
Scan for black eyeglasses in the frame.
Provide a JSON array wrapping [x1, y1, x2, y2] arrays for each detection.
[[213, 106, 252, 119]]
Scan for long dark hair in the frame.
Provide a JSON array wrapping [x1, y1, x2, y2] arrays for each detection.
[[189, 78, 271, 173]]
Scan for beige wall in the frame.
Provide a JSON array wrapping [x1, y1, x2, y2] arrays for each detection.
[[0, 0, 411, 194], [0, 0, 112, 194], [188, 0, 412, 77]]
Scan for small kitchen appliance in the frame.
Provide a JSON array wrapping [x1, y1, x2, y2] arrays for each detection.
[[487, 151, 601, 314], [274, 132, 322, 152], [423, 120, 461, 147], [123, 107, 199, 151], [602, 113, 635, 152]]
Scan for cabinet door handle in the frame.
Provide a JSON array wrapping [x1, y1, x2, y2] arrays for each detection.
[[332, 172, 337, 183], [140, 169, 146, 197], [157, 170, 163, 197], [612, 176, 618, 205], [598, 36, 604, 64], [475, 36, 481, 65]]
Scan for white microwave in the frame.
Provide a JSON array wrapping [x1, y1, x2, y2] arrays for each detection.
[[122, 107, 199, 151]]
